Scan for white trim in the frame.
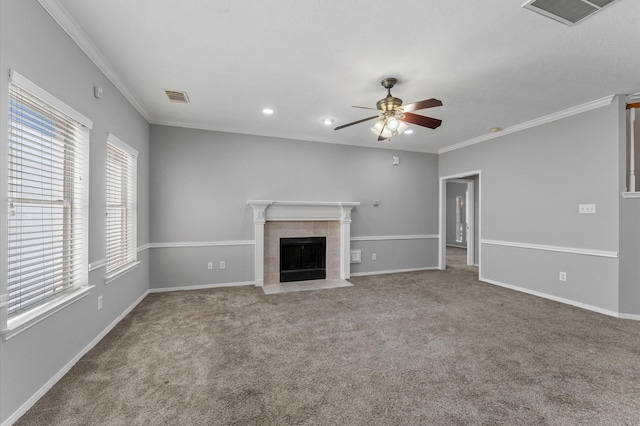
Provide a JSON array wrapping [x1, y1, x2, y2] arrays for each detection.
[[618, 313, 640, 321], [2, 285, 94, 341], [150, 240, 254, 248], [350, 234, 438, 242], [439, 171, 482, 272], [439, 95, 615, 154], [480, 277, 628, 319], [622, 192, 640, 199], [90, 243, 149, 271], [37, 0, 152, 122], [1, 290, 149, 426], [481, 239, 618, 259], [107, 132, 138, 157], [9, 69, 93, 129], [105, 261, 141, 285], [89, 259, 107, 272], [149, 281, 255, 293], [350, 267, 439, 277]]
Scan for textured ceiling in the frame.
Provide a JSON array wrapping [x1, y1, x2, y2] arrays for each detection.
[[44, 0, 640, 153]]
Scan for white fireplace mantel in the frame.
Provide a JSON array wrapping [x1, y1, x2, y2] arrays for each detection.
[[247, 200, 360, 287]]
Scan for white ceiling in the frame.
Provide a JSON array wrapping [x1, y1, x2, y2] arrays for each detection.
[[43, 0, 640, 153]]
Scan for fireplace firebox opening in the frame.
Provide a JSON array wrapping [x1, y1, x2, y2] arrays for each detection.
[[280, 237, 326, 282]]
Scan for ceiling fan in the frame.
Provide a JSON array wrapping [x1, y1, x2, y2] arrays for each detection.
[[335, 77, 442, 141]]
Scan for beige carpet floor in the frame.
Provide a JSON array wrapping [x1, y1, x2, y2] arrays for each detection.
[[15, 253, 640, 425]]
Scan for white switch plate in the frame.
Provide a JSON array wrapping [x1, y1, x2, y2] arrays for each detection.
[[559, 272, 567, 282], [579, 204, 596, 214], [208, 262, 213, 270], [372, 253, 377, 261], [220, 261, 226, 269]]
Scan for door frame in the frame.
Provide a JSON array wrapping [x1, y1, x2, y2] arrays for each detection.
[[439, 170, 482, 271]]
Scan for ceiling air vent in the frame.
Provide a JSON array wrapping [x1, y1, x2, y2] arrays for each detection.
[[164, 90, 190, 103], [523, 0, 620, 26]]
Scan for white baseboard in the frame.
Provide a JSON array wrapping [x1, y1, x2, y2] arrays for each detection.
[[618, 312, 640, 321], [3, 290, 150, 426], [148, 281, 255, 293], [479, 276, 633, 320], [350, 267, 438, 277]]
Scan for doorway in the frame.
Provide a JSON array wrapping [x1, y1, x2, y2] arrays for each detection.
[[439, 171, 481, 272]]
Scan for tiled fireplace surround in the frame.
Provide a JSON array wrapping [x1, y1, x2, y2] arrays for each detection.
[[264, 221, 340, 285], [247, 201, 360, 287]]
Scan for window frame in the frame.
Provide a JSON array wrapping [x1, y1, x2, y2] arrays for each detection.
[[1, 70, 93, 340], [105, 133, 139, 284]]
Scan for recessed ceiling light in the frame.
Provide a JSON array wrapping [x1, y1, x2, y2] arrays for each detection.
[[321, 118, 335, 125], [404, 129, 414, 135], [262, 108, 274, 115]]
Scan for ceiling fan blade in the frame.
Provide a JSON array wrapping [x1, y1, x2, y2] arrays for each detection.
[[401, 98, 442, 113], [352, 105, 378, 111], [401, 112, 442, 129], [334, 115, 379, 131]]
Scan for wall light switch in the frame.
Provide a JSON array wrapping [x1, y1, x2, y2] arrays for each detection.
[[208, 262, 213, 270], [372, 253, 377, 261], [220, 261, 226, 269], [392, 156, 400, 165]]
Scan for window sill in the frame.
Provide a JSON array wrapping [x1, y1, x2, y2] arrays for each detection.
[[105, 261, 141, 285], [622, 192, 640, 199], [2, 285, 94, 341]]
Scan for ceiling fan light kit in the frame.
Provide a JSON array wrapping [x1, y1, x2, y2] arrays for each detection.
[[335, 77, 442, 142]]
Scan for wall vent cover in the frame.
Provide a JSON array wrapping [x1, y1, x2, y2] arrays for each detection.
[[164, 90, 190, 103], [523, 0, 620, 26]]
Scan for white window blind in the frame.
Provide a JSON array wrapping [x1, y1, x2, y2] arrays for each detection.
[[105, 134, 137, 279], [7, 74, 90, 318]]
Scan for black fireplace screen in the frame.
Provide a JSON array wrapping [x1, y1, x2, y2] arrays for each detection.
[[280, 237, 326, 282]]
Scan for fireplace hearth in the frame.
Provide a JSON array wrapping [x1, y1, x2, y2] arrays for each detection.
[[280, 237, 326, 282]]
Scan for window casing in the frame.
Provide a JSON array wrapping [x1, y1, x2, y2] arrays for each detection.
[[105, 134, 138, 282], [3, 71, 91, 336]]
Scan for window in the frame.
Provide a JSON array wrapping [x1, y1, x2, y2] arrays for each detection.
[[4, 71, 91, 336], [105, 134, 138, 282]]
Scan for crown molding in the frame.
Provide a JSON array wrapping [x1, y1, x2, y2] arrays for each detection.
[[439, 95, 616, 154], [38, 0, 153, 122]]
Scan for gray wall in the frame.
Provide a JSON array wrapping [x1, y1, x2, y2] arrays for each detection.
[[149, 125, 440, 288], [0, 1, 150, 423], [440, 99, 624, 313]]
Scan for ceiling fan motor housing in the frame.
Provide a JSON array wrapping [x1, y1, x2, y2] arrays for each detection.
[[377, 96, 403, 113]]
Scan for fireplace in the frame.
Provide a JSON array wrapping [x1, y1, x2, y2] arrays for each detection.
[[247, 200, 360, 288], [280, 237, 326, 282]]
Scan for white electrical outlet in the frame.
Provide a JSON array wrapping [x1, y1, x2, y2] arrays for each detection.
[[578, 204, 596, 214], [208, 262, 213, 270], [559, 272, 567, 282], [372, 253, 377, 261], [220, 261, 226, 269], [98, 295, 103, 310]]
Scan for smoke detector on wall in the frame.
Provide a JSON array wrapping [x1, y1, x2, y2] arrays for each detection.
[[523, 0, 620, 26]]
